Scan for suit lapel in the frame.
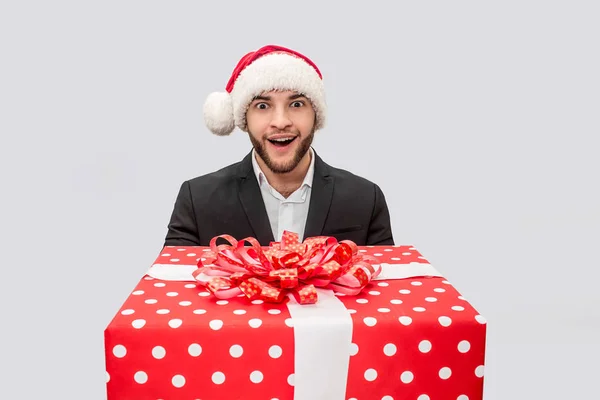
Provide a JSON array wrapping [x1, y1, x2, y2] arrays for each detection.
[[237, 152, 275, 245], [304, 151, 334, 238]]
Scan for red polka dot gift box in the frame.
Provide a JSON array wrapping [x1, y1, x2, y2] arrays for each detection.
[[104, 234, 487, 400]]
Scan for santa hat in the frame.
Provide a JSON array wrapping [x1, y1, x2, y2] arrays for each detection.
[[203, 45, 326, 136]]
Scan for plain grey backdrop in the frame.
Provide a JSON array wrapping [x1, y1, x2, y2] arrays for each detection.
[[1, 1, 598, 399]]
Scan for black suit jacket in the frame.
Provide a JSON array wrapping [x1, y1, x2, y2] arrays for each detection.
[[164, 149, 394, 246]]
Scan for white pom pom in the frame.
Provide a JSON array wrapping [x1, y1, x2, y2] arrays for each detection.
[[203, 92, 235, 136]]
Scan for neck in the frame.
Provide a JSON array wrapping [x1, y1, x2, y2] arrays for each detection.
[[256, 150, 312, 198]]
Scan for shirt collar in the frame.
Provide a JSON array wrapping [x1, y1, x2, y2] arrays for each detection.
[[252, 147, 315, 189]]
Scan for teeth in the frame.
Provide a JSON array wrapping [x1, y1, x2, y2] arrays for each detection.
[[271, 138, 293, 142]]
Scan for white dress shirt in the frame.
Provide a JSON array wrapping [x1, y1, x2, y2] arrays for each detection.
[[252, 148, 315, 242]]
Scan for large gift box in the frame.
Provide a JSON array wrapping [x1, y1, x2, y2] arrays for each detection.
[[104, 236, 487, 400]]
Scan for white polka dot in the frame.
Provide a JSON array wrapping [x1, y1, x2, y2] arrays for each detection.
[[285, 318, 294, 327], [399, 316, 413, 326], [186, 253, 196, 257], [132, 319, 146, 329], [378, 282, 389, 287], [209, 320, 223, 330], [105, 371, 110, 382], [152, 346, 166, 359], [439, 316, 452, 327], [269, 345, 283, 358], [161, 253, 171, 257], [143, 276, 153, 280], [364, 317, 377, 327], [350, 343, 359, 356], [177, 248, 185, 252], [475, 315, 487, 324], [411, 281, 423, 286], [188, 343, 202, 357], [169, 319, 183, 328], [144, 299, 158, 304], [250, 370, 263, 383], [413, 307, 426, 312], [390, 299, 403, 305], [154, 282, 166, 288], [434, 288, 446, 293], [458, 340, 471, 353], [452, 306, 465, 311], [356, 298, 369, 304], [112, 345, 126, 358], [216, 300, 229, 305], [382, 396, 393, 400], [442, 280, 451, 285], [439, 367, 452, 379], [378, 308, 391, 313], [229, 344, 243, 358], [364, 368, 377, 381], [287, 374, 295, 386], [402, 252, 411, 255], [391, 257, 401, 260], [347, 309, 357, 314], [268, 309, 281, 315], [458, 296, 466, 300], [198, 291, 210, 297], [359, 249, 367, 253], [179, 301, 192, 306], [172, 374, 185, 388], [399, 289, 411, 294], [457, 395, 469, 400], [384, 343, 397, 356], [121, 309, 135, 315], [157, 309, 170, 315], [401, 371, 414, 383], [184, 283, 196, 288], [193, 309, 206, 315], [369, 290, 381, 296], [166, 292, 178, 297], [252, 299, 264, 305], [384, 248, 393, 252], [418, 395, 430, 400], [170, 258, 180, 262], [249, 318, 262, 328], [425, 297, 437, 302], [233, 309, 247, 315], [419, 340, 432, 353], [132, 290, 144, 295], [335, 292, 345, 296], [212, 371, 225, 384], [134, 371, 148, 384], [475, 365, 485, 377], [374, 253, 383, 256]]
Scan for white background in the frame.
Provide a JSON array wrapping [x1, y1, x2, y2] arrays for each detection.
[[1, 1, 598, 399]]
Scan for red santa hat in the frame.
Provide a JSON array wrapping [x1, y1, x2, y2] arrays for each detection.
[[203, 45, 327, 136]]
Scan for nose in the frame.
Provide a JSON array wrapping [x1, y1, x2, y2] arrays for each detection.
[[270, 106, 292, 131]]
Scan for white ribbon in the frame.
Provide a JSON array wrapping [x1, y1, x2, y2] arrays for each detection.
[[146, 262, 443, 400]]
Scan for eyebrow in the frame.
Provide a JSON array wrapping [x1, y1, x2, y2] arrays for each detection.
[[251, 93, 307, 102]]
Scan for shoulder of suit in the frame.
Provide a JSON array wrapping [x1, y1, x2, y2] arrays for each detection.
[[184, 160, 242, 188], [324, 162, 379, 190]]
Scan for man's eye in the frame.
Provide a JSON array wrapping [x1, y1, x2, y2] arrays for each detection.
[[291, 101, 304, 108], [256, 103, 268, 110]]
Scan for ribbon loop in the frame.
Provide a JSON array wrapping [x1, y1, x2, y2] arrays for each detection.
[[194, 230, 382, 304]]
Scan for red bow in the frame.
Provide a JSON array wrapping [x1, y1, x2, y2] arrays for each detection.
[[192, 231, 381, 304]]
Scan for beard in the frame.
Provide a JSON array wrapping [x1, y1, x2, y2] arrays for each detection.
[[249, 129, 315, 174]]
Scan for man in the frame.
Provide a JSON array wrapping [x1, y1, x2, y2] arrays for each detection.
[[164, 45, 394, 246]]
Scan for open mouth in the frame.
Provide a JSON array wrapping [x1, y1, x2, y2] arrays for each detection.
[[267, 136, 297, 148]]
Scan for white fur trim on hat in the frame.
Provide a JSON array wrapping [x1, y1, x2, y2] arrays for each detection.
[[203, 92, 235, 136], [230, 52, 326, 133]]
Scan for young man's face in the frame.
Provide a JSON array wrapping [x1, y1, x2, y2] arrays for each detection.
[[246, 90, 316, 174]]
